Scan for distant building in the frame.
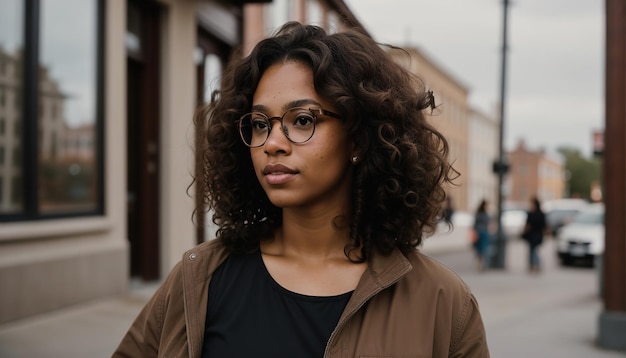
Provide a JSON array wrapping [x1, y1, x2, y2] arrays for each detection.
[[0, 47, 22, 213], [506, 139, 565, 206], [62, 123, 95, 162], [388, 47, 471, 212], [467, 107, 499, 212], [38, 65, 68, 163]]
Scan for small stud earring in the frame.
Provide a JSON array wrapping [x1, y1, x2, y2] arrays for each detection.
[[351, 155, 359, 164]]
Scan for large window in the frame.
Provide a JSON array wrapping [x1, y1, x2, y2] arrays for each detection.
[[0, 0, 103, 220]]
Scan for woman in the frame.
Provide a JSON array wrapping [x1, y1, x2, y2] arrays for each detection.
[[114, 22, 489, 357], [472, 199, 491, 271], [523, 197, 547, 273]]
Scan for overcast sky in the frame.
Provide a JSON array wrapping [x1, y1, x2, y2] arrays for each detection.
[[344, 0, 604, 157]]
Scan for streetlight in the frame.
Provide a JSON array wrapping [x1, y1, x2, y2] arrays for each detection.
[[489, 0, 511, 269]]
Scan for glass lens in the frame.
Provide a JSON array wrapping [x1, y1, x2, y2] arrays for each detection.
[[283, 108, 315, 143], [240, 113, 269, 147]]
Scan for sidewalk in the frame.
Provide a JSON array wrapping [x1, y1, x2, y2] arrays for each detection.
[[447, 240, 622, 357], [0, 227, 623, 357], [421, 222, 472, 254], [423, 226, 625, 358]]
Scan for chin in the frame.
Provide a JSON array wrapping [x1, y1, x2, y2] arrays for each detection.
[[265, 192, 308, 208], [267, 197, 300, 208]]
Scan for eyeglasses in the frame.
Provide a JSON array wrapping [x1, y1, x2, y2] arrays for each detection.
[[238, 107, 341, 148]]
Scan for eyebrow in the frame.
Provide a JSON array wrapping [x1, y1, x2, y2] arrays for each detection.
[[251, 99, 323, 113]]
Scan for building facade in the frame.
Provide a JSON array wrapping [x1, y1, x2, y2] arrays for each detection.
[[467, 107, 499, 213], [505, 139, 565, 206], [0, 0, 361, 324], [389, 47, 472, 212]]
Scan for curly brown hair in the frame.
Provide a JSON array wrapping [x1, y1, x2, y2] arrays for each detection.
[[196, 22, 456, 260]]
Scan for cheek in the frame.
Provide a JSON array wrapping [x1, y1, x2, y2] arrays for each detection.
[[315, 139, 349, 166], [313, 139, 335, 160], [328, 133, 351, 160], [315, 148, 329, 161]]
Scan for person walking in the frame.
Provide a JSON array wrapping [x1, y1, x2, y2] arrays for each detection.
[[522, 197, 547, 273], [442, 196, 455, 225], [113, 22, 489, 357], [472, 199, 491, 271]]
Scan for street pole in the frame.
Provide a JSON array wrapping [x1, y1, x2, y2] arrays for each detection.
[[598, 0, 626, 349], [490, 0, 510, 269]]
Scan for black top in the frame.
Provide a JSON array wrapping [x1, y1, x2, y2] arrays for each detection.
[[525, 210, 547, 245], [202, 250, 352, 358]]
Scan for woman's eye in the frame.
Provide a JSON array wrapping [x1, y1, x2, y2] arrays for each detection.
[[292, 113, 314, 127], [251, 119, 269, 131]]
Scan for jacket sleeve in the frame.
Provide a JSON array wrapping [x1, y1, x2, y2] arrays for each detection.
[[449, 291, 490, 357], [111, 264, 182, 358]]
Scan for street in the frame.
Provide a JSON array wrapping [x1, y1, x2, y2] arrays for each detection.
[[424, 235, 624, 358]]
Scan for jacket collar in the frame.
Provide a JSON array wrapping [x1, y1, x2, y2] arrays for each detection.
[[341, 248, 413, 321], [324, 248, 413, 357]]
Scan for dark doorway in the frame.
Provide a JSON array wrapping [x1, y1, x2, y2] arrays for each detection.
[[126, 0, 161, 280]]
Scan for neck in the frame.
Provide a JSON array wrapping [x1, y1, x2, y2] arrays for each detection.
[[264, 207, 353, 261]]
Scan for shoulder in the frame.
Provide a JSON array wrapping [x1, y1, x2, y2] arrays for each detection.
[[393, 250, 480, 324], [369, 249, 476, 312], [403, 251, 488, 354], [114, 239, 232, 357], [403, 250, 471, 294], [364, 250, 488, 355], [181, 239, 231, 279], [187, 237, 228, 256], [152, 240, 230, 297]]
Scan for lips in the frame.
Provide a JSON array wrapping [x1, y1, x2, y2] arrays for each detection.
[[262, 164, 298, 185], [262, 164, 297, 175]]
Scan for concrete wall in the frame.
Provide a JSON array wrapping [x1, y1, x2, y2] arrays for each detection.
[[157, 0, 199, 276]]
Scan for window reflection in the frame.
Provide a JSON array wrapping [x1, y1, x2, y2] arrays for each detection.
[[0, 0, 24, 214], [38, 0, 98, 213]]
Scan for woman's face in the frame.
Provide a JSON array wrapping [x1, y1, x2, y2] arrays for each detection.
[[250, 61, 354, 211]]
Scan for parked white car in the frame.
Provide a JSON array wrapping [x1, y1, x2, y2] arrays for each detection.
[[544, 198, 589, 235], [556, 203, 604, 267]]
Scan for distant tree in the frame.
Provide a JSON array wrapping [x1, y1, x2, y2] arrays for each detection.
[[557, 147, 602, 200]]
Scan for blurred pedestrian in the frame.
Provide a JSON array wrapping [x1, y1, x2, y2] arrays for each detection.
[[472, 199, 491, 271], [522, 197, 547, 273], [113, 22, 489, 357], [442, 196, 455, 225]]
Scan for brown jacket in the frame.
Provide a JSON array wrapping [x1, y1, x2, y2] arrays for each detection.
[[113, 239, 489, 357]]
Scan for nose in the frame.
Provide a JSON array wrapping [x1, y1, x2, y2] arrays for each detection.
[[263, 119, 291, 153]]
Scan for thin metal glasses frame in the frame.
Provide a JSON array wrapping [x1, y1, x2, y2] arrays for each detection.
[[238, 107, 340, 148]]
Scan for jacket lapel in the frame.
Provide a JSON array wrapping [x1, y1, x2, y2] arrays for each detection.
[[325, 248, 413, 356], [181, 240, 230, 358], [346, 248, 413, 316]]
